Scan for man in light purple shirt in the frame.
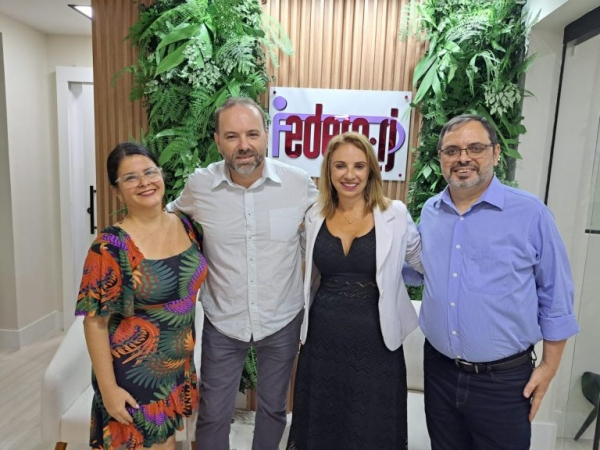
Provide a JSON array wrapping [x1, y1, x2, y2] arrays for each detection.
[[417, 114, 579, 450]]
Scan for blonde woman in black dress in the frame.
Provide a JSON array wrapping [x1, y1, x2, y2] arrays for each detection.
[[287, 132, 422, 450]]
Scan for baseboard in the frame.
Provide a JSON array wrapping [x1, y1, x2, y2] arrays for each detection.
[[0, 311, 63, 349], [532, 420, 557, 450]]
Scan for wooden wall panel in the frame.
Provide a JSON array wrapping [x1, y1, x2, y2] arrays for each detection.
[[263, 0, 427, 201], [91, 0, 151, 230]]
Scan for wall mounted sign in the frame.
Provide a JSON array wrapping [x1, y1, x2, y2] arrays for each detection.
[[268, 87, 412, 181]]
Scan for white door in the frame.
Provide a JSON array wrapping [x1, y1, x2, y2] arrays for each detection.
[[56, 67, 96, 328], [69, 81, 97, 310]]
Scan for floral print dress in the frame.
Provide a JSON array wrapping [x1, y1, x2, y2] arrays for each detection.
[[75, 212, 207, 450]]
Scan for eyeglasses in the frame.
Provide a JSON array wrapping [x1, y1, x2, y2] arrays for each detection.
[[115, 167, 163, 187], [439, 143, 494, 158]]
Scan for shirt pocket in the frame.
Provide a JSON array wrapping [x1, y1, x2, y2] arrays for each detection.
[[269, 207, 303, 242], [465, 250, 518, 295]]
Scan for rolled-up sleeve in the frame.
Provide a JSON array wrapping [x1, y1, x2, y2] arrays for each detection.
[[530, 208, 579, 341]]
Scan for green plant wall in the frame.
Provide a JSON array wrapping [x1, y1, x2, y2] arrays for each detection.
[[125, 0, 291, 201], [402, 0, 536, 221]]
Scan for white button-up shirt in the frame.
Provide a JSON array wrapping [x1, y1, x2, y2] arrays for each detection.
[[169, 158, 318, 341]]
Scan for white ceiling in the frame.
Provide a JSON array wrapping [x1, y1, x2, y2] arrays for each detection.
[[0, 0, 91, 36]]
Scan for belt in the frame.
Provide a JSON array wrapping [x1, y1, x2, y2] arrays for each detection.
[[454, 347, 534, 374]]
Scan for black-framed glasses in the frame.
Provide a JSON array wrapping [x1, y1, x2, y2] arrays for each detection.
[[439, 143, 494, 158], [116, 167, 163, 187]]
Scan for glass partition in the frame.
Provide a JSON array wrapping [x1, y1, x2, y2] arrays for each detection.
[[556, 108, 600, 450]]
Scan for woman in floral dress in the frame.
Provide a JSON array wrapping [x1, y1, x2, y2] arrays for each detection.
[[76, 142, 207, 449]]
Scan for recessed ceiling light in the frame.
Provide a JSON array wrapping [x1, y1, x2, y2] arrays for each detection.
[[68, 4, 92, 19]]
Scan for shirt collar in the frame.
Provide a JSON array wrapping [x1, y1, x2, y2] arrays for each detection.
[[262, 158, 282, 184], [434, 175, 504, 211], [211, 158, 282, 189]]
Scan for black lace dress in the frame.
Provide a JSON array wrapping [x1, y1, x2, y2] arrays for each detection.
[[287, 222, 408, 450]]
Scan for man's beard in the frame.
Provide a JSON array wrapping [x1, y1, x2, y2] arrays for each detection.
[[446, 162, 493, 189], [226, 149, 265, 175]]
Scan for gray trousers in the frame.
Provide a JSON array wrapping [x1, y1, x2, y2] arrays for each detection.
[[195, 311, 303, 450]]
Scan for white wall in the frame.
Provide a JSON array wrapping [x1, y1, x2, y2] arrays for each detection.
[[516, 28, 563, 199], [525, 0, 600, 29], [520, 0, 600, 197], [0, 13, 92, 347], [47, 35, 93, 68], [524, 0, 569, 22], [0, 12, 57, 338], [0, 32, 18, 332]]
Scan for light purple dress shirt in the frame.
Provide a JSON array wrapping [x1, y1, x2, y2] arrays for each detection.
[[418, 176, 579, 362]]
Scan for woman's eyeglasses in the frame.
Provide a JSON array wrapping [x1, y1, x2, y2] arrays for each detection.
[[116, 167, 163, 187]]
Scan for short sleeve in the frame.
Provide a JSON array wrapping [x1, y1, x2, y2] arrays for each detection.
[[75, 230, 138, 318]]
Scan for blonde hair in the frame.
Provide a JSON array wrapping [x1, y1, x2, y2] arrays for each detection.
[[318, 132, 389, 218]]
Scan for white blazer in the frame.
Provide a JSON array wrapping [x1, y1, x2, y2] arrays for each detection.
[[300, 200, 422, 351]]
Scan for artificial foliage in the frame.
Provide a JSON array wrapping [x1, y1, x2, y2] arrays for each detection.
[[125, 0, 293, 392], [401, 0, 536, 220], [125, 0, 292, 200]]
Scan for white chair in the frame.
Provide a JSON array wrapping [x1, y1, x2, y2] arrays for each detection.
[[405, 300, 431, 450], [41, 305, 204, 450], [41, 315, 94, 450]]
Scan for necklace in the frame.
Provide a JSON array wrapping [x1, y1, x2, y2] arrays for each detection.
[[339, 210, 360, 224]]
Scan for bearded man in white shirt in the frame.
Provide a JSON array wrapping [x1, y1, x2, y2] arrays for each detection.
[[170, 97, 318, 450]]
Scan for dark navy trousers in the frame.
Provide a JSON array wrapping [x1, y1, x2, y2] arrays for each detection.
[[423, 339, 533, 450]]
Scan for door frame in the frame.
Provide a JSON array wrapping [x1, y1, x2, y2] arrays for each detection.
[[56, 66, 94, 329]]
